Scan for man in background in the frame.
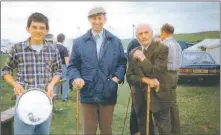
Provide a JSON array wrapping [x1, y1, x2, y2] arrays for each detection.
[[54, 33, 70, 102], [127, 39, 140, 135], [160, 23, 182, 135]]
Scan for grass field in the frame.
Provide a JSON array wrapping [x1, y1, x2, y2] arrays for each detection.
[[1, 80, 220, 135], [1, 52, 220, 135]]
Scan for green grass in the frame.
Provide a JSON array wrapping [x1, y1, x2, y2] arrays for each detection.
[[1, 80, 219, 134], [174, 31, 220, 43]]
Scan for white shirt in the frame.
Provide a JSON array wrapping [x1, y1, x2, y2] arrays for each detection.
[[31, 44, 44, 54], [141, 41, 152, 52]]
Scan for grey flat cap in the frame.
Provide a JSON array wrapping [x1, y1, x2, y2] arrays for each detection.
[[88, 7, 106, 17]]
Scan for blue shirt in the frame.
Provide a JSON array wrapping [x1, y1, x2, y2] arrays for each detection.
[[161, 36, 182, 71], [91, 29, 105, 59]]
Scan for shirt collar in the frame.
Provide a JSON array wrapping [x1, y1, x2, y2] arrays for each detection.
[[91, 29, 104, 38], [140, 40, 152, 51], [57, 42, 63, 45], [162, 36, 174, 43], [24, 37, 49, 49]]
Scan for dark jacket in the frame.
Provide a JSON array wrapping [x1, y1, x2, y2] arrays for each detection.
[[67, 29, 127, 104], [126, 40, 173, 112]]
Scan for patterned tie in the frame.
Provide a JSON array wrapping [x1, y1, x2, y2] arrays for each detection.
[[94, 34, 99, 43]]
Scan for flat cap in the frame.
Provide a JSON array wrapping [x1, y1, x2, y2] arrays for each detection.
[[88, 7, 106, 17]]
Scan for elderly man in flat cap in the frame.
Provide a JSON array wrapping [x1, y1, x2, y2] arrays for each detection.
[[67, 6, 127, 135]]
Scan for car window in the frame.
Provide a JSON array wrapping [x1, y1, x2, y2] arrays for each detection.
[[182, 52, 215, 64]]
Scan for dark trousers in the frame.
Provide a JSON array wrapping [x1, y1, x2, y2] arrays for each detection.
[[170, 90, 181, 134], [136, 107, 171, 135], [130, 101, 139, 134], [169, 71, 181, 134]]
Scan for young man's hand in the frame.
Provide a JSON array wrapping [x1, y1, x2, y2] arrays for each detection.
[[46, 83, 55, 98], [3, 74, 24, 96], [13, 83, 24, 96]]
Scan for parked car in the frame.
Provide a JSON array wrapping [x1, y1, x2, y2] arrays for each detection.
[[178, 51, 220, 83]]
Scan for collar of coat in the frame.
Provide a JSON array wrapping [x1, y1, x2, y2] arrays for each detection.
[[82, 28, 114, 42]]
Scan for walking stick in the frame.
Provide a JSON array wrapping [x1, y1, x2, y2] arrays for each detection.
[[146, 84, 159, 135], [146, 85, 151, 135], [76, 88, 80, 135], [121, 94, 131, 135]]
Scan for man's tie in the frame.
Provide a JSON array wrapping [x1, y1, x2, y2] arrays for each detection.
[[143, 48, 147, 54], [94, 35, 100, 59]]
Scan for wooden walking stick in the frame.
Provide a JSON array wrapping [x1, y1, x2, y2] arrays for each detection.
[[121, 94, 131, 135], [146, 85, 151, 135], [76, 88, 80, 135], [146, 84, 159, 135]]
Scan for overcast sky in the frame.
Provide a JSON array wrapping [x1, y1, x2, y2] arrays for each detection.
[[1, 1, 220, 42]]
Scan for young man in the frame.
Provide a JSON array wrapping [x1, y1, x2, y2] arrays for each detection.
[[160, 23, 182, 134], [67, 6, 127, 134], [1, 12, 62, 135], [54, 33, 70, 102], [127, 23, 172, 135]]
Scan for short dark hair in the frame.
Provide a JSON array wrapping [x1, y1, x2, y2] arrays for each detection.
[[161, 23, 174, 34], [57, 33, 65, 43], [27, 12, 49, 30]]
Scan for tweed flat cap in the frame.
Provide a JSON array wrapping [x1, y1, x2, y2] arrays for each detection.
[[88, 7, 106, 17]]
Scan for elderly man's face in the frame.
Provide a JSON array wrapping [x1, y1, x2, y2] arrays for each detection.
[[88, 14, 106, 33], [136, 25, 153, 47]]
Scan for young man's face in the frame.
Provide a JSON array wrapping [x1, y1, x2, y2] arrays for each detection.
[[88, 14, 106, 33], [26, 21, 48, 42], [136, 25, 153, 46]]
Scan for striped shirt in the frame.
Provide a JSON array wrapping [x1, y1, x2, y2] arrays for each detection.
[[1, 38, 62, 90], [161, 36, 182, 71]]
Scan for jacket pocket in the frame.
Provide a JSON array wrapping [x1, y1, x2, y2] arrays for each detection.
[[80, 81, 94, 98], [103, 79, 118, 99]]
